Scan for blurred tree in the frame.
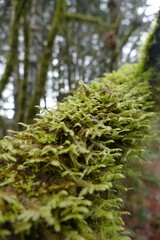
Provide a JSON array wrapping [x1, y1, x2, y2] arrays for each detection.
[[140, 11, 160, 108], [0, 0, 153, 136]]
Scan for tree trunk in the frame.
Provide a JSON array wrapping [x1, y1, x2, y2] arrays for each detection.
[[15, 12, 30, 127], [140, 11, 160, 107], [25, 0, 67, 123], [0, 0, 28, 98]]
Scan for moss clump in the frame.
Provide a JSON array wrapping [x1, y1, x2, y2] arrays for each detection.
[[0, 64, 153, 240]]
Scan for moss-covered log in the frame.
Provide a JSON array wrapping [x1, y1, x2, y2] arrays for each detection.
[[2, 8, 160, 240], [0, 64, 153, 240], [140, 11, 160, 108]]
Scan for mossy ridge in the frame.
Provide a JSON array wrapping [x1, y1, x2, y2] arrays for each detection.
[[0, 64, 153, 240]]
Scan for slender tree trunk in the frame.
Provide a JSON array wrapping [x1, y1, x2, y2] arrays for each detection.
[[15, 12, 30, 127], [28, 0, 43, 98], [0, 0, 28, 98], [25, 0, 67, 123]]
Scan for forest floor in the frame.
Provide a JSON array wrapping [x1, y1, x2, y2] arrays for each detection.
[[124, 152, 160, 240]]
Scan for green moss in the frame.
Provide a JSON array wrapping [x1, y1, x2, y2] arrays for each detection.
[[139, 12, 160, 108], [0, 64, 153, 239]]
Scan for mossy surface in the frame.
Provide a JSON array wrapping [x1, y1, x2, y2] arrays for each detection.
[[139, 12, 160, 108], [0, 64, 153, 240]]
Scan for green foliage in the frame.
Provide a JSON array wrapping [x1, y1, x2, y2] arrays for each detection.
[[0, 64, 153, 239]]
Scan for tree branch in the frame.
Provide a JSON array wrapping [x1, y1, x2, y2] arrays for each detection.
[[66, 13, 107, 30]]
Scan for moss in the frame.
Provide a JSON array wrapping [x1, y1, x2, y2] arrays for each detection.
[[139, 12, 160, 108], [0, 64, 153, 240]]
